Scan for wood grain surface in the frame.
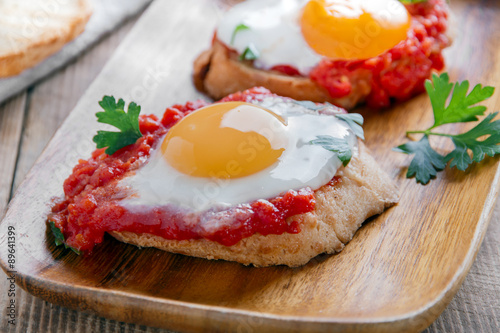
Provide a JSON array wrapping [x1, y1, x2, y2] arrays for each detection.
[[0, 0, 499, 332]]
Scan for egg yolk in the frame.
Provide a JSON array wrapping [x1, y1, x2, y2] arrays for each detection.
[[300, 0, 411, 60], [161, 102, 287, 179]]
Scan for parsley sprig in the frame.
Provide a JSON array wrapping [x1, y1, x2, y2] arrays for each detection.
[[292, 100, 364, 167], [230, 23, 249, 45], [394, 73, 497, 184], [309, 112, 364, 167], [309, 135, 354, 167], [292, 100, 364, 140], [92, 96, 143, 155], [239, 43, 259, 61], [230, 23, 259, 61], [49, 221, 81, 255]]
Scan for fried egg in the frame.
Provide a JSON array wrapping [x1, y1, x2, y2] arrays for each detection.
[[120, 98, 358, 211], [217, 0, 411, 75]]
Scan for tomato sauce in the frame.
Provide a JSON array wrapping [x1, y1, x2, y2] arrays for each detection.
[[48, 88, 317, 252]]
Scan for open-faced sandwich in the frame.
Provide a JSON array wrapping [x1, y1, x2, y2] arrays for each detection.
[[48, 88, 398, 267], [0, 0, 92, 77], [194, 0, 450, 109]]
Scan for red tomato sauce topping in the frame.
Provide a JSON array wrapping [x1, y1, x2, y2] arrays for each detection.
[[48, 88, 317, 253]]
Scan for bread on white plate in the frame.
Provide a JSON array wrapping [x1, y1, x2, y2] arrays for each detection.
[[0, 0, 92, 77]]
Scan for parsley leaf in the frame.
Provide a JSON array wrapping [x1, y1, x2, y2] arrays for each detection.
[[291, 100, 365, 139], [48, 221, 81, 255], [394, 136, 446, 184], [230, 23, 249, 45], [426, 73, 495, 128], [49, 221, 65, 246], [239, 43, 259, 61], [446, 112, 500, 169], [293, 100, 325, 111], [92, 96, 143, 155], [309, 135, 353, 167], [444, 140, 471, 171], [394, 73, 497, 184], [335, 113, 365, 140]]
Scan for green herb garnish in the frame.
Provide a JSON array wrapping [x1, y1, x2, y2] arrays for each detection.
[[335, 113, 364, 140], [309, 135, 353, 167], [230, 23, 250, 45], [92, 96, 143, 155], [308, 114, 363, 167], [49, 221, 81, 255], [293, 100, 364, 140], [296, 100, 364, 167], [293, 100, 325, 111], [393, 73, 497, 184], [239, 43, 259, 61]]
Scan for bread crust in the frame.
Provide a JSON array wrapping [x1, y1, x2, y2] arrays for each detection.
[[193, 40, 371, 110], [110, 143, 399, 267], [0, 0, 92, 77]]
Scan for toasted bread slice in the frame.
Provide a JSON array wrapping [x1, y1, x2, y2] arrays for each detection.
[[0, 0, 92, 77], [111, 143, 399, 267], [193, 40, 370, 110]]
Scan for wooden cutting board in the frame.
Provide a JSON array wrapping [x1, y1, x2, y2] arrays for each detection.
[[0, 0, 499, 332]]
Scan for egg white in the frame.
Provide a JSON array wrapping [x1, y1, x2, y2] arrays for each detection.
[[119, 97, 358, 212], [217, 0, 321, 76]]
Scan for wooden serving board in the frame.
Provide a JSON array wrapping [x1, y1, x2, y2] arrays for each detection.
[[0, 0, 499, 332]]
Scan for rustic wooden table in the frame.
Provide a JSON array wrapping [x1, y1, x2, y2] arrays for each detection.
[[0, 4, 498, 333]]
